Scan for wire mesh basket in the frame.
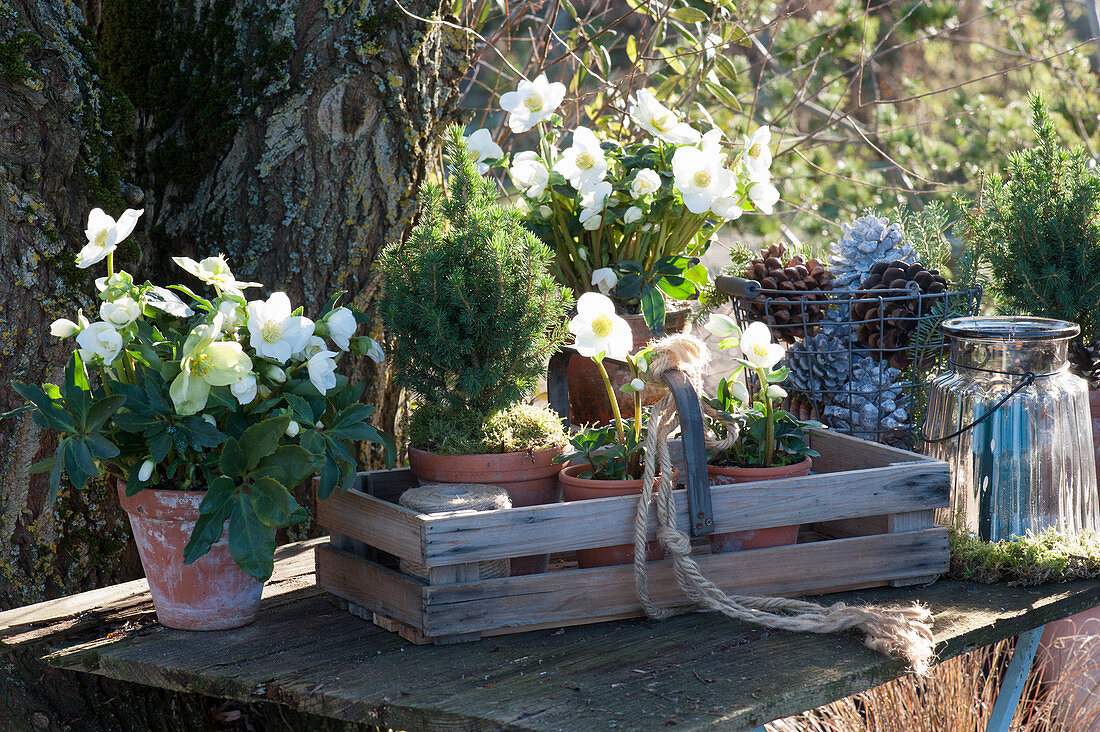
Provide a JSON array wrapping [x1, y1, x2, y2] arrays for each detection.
[[716, 275, 984, 449]]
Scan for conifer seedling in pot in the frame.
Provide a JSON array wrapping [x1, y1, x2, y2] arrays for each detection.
[[378, 126, 573, 575]]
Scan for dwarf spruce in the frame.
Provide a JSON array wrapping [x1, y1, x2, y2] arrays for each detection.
[[379, 126, 572, 453]]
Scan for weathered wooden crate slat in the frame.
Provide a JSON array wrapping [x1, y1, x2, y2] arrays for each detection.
[[315, 430, 951, 644]]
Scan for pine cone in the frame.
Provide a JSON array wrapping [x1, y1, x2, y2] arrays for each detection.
[[743, 243, 832, 343], [850, 260, 949, 370], [829, 215, 915, 290], [823, 356, 909, 440], [784, 391, 822, 421], [1069, 340, 1100, 389], [785, 332, 850, 399]]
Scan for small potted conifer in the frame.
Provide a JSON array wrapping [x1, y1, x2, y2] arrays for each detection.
[[378, 126, 573, 575]]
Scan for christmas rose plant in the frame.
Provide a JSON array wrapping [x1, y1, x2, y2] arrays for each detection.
[[10, 210, 393, 580], [554, 292, 655, 479], [467, 79, 778, 332], [703, 316, 820, 468]]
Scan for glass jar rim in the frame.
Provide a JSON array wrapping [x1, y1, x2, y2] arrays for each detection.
[[941, 316, 1079, 341]]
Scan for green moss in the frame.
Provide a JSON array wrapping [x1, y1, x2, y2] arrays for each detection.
[[0, 2, 40, 86], [409, 403, 566, 455], [947, 526, 1100, 585]]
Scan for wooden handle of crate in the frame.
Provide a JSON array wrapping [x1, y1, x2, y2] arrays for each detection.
[[546, 347, 714, 536]]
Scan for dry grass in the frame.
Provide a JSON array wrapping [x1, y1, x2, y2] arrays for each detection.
[[767, 632, 1100, 732]]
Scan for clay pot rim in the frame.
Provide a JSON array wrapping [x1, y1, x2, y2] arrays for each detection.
[[559, 462, 646, 490], [408, 444, 563, 461], [116, 482, 209, 520], [706, 455, 812, 476]]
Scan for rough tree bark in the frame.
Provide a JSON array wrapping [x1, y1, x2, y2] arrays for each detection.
[[1, 0, 469, 726]]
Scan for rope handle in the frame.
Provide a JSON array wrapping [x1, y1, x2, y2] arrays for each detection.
[[920, 371, 1035, 444]]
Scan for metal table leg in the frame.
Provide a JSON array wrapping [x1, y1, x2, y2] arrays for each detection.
[[985, 624, 1045, 732]]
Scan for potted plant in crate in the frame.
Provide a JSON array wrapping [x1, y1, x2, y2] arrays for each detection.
[[702, 315, 820, 553], [553, 292, 667, 568], [10, 213, 392, 630], [474, 78, 778, 423], [378, 126, 573, 576]]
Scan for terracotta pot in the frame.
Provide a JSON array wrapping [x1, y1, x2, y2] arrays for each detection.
[[705, 457, 812, 554], [117, 484, 263, 631], [408, 446, 563, 575], [567, 308, 690, 426], [559, 463, 666, 568]]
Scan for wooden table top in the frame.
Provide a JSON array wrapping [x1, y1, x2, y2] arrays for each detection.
[[3, 538, 1099, 731]]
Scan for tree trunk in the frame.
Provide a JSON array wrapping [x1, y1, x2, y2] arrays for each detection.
[[1, 0, 469, 724]]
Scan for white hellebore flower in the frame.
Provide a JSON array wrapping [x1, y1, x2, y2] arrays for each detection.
[[50, 318, 81, 338], [568, 292, 632, 360], [630, 378, 646, 392], [739, 321, 785, 370], [553, 127, 607, 190], [170, 314, 253, 415], [704, 313, 740, 339], [145, 286, 194, 317], [77, 208, 143, 269], [364, 337, 385, 364], [629, 168, 662, 199], [325, 307, 357, 351], [285, 420, 300, 438], [748, 180, 781, 215], [246, 292, 315, 363], [577, 180, 611, 231], [76, 322, 123, 366], [294, 335, 327, 362], [138, 459, 155, 482], [672, 143, 734, 215], [230, 373, 258, 405], [591, 267, 618, 295], [623, 206, 643, 225], [499, 73, 566, 133], [509, 151, 550, 199], [629, 89, 701, 145], [217, 300, 244, 330], [730, 380, 751, 403], [742, 125, 774, 180], [100, 296, 142, 328], [173, 255, 261, 296], [766, 384, 788, 400], [307, 349, 340, 395], [464, 128, 503, 175]]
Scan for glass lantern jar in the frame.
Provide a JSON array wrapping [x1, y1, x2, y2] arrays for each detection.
[[924, 316, 1099, 540]]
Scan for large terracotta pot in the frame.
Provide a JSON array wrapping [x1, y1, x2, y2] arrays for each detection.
[[567, 308, 690, 426], [705, 457, 812, 554], [117, 484, 263, 631], [407, 446, 563, 575], [559, 463, 666, 568]]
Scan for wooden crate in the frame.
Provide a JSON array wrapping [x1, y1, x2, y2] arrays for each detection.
[[314, 429, 950, 645]]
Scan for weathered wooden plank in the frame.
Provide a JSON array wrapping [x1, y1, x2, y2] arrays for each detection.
[[415, 462, 948, 565], [31, 546, 1100, 732], [0, 538, 322, 649], [419, 529, 949, 636], [888, 510, 941, 587], [809, 429, 939, 472], [315, 485, 424, 563], [314, 544, 426, 630]]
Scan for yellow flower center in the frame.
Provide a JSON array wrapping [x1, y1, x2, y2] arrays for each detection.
[[94, 228, 109, 247], [189, 352, 212, 379], [591, 314, 614, 338], [262, 321, 285, 344], [651, 112, 672, 131], [752, 343, 769, 359], [692, 170, 712, 188], [749, 143, 763, 158], [523, 92, 544, 112], [575, 151, 594, 170]]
